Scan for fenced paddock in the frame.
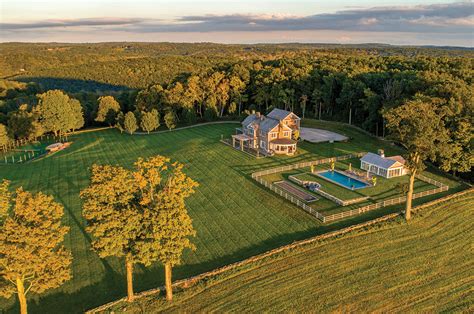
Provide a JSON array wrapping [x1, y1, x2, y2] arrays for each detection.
[[274, 181, 318, 202], [251, 153, 449, 223]]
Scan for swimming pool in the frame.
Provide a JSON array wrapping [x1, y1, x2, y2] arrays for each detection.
[[317, 170, 370, 190]]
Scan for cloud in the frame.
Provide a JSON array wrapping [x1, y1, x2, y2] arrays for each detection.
[[161, 2, 473, 33], [1, 17, 144, 30], [1, 2, 473, 45]]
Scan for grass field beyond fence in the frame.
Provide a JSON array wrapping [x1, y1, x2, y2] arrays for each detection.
[[107, 192, 474, 313]]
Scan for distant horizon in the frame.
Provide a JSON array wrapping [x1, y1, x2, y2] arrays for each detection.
[[1, 41, 473, 49], [1, 1, 473, 46]]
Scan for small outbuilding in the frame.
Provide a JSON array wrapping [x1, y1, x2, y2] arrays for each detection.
[[360, 150, 407, 178]]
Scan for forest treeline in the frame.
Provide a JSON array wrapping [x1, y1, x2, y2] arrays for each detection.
[[0, 43, 472, 175]]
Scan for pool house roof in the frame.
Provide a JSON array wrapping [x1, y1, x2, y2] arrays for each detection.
[[360, 152, 405, 169]]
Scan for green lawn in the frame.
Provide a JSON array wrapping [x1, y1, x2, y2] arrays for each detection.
[[110, 192, 474, 313], [0, 121, 466, 313]]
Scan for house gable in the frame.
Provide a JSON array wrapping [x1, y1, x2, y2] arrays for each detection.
[[267, 108, 300, 121]]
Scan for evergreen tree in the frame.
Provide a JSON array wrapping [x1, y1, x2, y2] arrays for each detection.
[[0, 183, 72, 314], [124, 111, 138, 134]]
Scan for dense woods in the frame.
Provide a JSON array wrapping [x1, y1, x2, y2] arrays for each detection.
[[0, 43, 472, 177]]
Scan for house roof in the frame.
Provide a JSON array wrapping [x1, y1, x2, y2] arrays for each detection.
[[360, 152, 404, 169], [241, 109, 298, 134], [242, 114, 258, 128], [267, 108, 299, 121], [260, 118, 280, 133], [387, 155, 406, 165]]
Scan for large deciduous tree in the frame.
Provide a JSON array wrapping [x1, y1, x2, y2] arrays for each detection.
[[384, 98, 449, 220], [151, 162, 198, 301], [140, 109, 160, 134], [0, 182, 72, 314], [81, 165, 144, 301], [69, 98, 84, 133], [37, 90, 84, 137], [96, 96, 121, 126], [82, 156, 198, 302], [133, 156, 198, 301]]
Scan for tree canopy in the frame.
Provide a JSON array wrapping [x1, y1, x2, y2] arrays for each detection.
[[37, 90, 84, 136], [0, 183, 72, 314], [140, 109, 160, 134], [384, 97, 450, 219], [124, 112, 138, 135], [96, 96, 121, 125]]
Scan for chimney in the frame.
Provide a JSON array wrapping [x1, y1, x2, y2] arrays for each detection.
[[256, 112, 261, 118], [378, 149, 385, 158]]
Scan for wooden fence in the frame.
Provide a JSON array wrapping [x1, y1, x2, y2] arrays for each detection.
[[319, 174, 449, 222], [251, 153, 449, 223], [252, 153, 365, 178], [251, 153, 365, 222], [253, 176, 325, 221]]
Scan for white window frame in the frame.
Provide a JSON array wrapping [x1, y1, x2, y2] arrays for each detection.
[[270, 132, 277, 139], [283, 131, 290, 137]]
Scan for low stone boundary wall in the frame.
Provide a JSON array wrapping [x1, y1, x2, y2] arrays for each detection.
[[87, 188, 473, 313]]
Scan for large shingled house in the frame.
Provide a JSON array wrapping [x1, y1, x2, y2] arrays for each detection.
[[232, 109, 301, 155]]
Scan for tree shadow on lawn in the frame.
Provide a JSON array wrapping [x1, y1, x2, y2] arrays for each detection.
[[2, 184, 407, 314]]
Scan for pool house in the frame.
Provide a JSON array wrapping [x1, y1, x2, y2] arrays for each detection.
[[360, 151, 407, 179]]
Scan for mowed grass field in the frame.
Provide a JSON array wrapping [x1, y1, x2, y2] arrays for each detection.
[[0, 121, 466, 313], [112, 192, 474, 313]]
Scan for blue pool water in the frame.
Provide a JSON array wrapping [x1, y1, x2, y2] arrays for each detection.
[[318, 171, 369, 190]]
